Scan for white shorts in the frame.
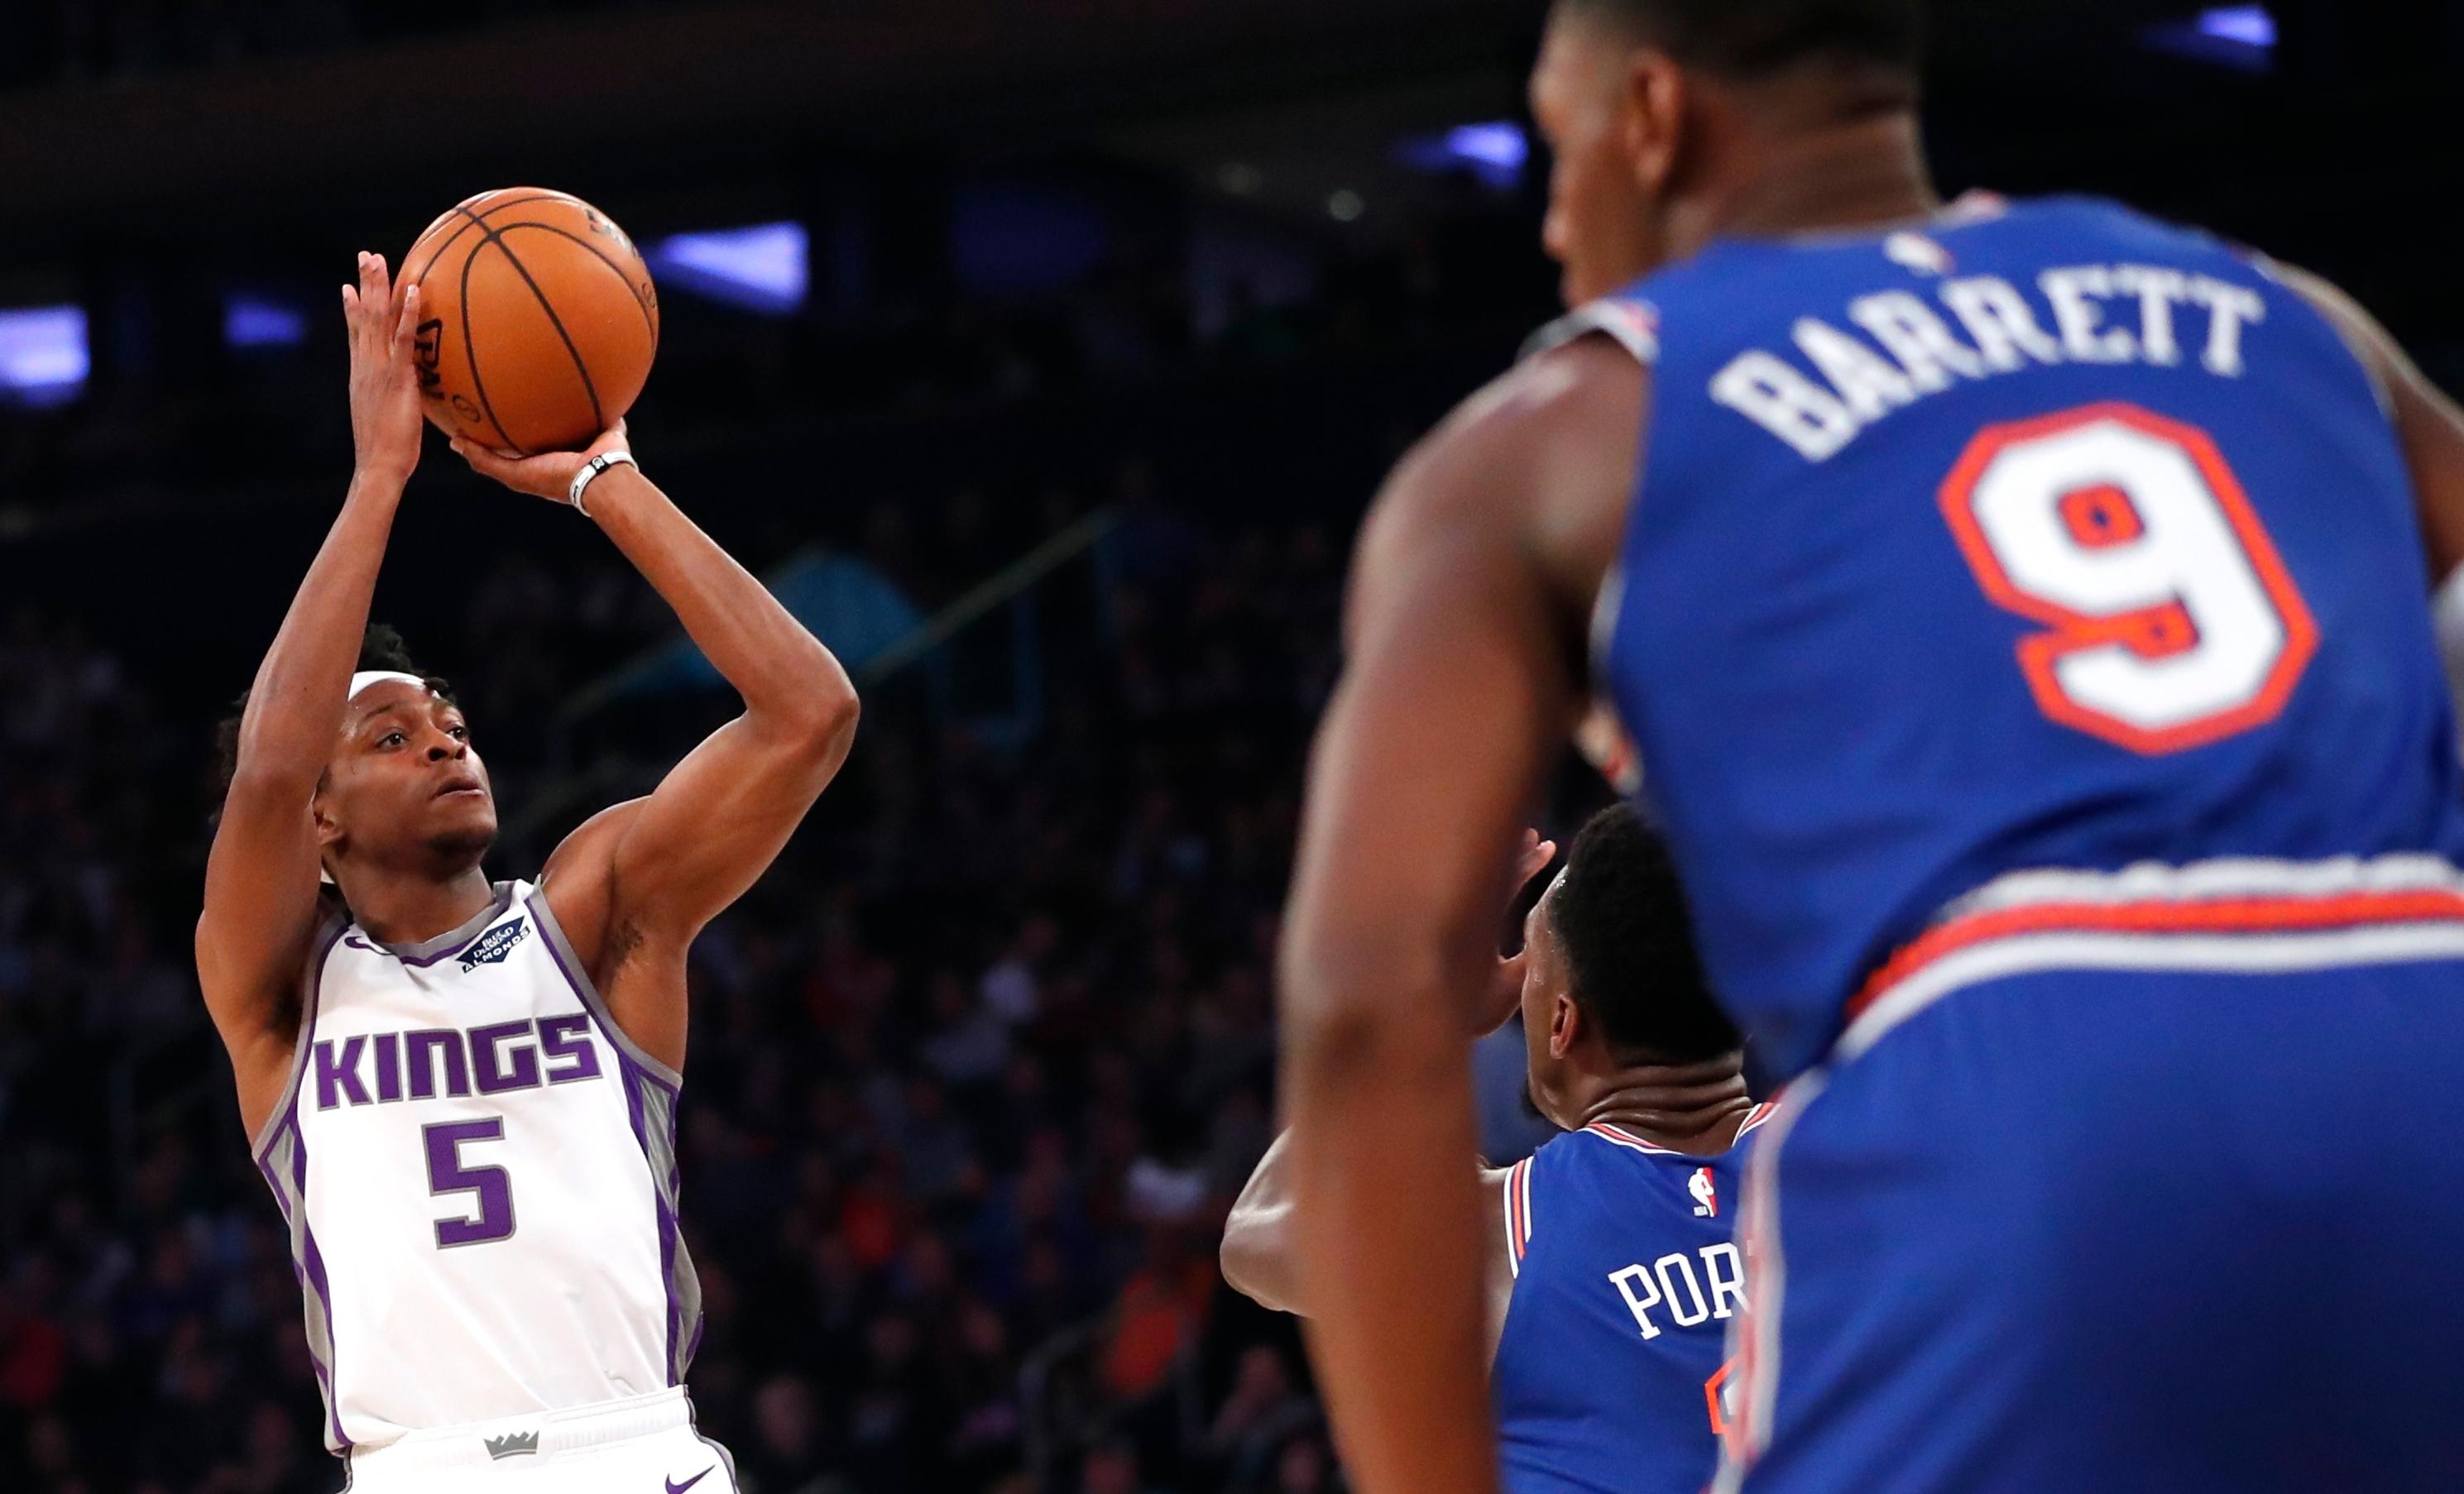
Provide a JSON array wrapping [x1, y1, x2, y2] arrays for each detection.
[[342, 1388, 738, 1494]]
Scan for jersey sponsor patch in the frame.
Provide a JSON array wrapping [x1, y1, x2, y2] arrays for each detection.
[[459, 916, 531, 971]]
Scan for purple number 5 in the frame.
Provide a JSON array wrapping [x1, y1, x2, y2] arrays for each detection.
[[423, 1119, 516, 1247]]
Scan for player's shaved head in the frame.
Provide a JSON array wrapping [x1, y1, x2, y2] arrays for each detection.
[[1554, 0, 1925, 82]]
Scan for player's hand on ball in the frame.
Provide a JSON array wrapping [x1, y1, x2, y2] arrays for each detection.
[[450, 421, 630, 505], [343, 252, 425, 486]]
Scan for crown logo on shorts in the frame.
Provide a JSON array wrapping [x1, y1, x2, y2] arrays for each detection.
[[484, 1431, 541, 1460]]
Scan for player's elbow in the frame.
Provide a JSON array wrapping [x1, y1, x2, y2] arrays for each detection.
[[1219, 1216, 1297, 1315], [810, 685, 860, 754], [777, 674, 860, 760]]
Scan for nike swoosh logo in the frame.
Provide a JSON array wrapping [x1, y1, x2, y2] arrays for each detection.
[[666, 1468, 715, 1494]]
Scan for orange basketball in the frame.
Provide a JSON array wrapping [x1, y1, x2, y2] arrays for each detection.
[[403, 188, 660, 456]]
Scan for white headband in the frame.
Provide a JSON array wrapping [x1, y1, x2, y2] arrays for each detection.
[[324, 672, 434, 884], [350, 670, 427, 698]]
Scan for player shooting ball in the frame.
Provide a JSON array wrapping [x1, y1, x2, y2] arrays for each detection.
[[195, 251, 856, 1492]]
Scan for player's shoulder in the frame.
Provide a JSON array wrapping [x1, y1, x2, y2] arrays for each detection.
[[1403, 331, 1647, 489], [1365, 330, 1645, 576], [1348, 328, 1642, 644]]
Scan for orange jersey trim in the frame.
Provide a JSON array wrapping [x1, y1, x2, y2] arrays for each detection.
[[1849, 884, 2464, 1024]]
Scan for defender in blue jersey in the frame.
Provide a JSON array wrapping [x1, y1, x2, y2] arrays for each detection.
[[1277, 2, 2464, 1492], [1230, 807, 1772, 1494]]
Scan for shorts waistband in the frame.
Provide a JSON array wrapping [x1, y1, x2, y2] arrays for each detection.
[[1839, 853, 2464, 1064], [349, 1387, 691, 1473]]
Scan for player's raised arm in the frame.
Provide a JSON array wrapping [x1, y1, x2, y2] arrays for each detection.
[[198, 253, 425, 1132], [1228, 834, 1551, 1329], [1279, 345, 1633, 1494], [453, 431, 859, 1070]]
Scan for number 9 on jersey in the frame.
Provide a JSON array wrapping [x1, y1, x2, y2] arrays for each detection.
[[1939, 402, 2318, 754]]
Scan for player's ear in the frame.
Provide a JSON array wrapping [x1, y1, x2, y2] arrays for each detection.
[[311, 790, 345, 856], [1621, 50, 1685, 194], [1550, 991, 1581, 1059]]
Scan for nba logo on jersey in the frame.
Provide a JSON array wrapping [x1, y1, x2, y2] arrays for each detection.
[[1689, 1166, 1718, 1218]]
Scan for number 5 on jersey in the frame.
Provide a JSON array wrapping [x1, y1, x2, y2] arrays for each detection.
[[424, 1118, 516, 1247], [1939, 402, 2317, 754]]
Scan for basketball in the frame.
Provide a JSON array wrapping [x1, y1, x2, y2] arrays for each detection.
[[402, 188, 660, 456]]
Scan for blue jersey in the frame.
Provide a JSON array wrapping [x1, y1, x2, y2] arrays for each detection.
[[1493, 1107, 1775, 1494], [1567, 195, 2464, 1080]]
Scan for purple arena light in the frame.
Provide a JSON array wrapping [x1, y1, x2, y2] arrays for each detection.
[[225, 293, 310, 350], [645, 223, 809, 315], [0, 305, 89, 408], [2145, 4, 2277, 70], [1398, 121, 1532, 190], [2198, 5, 2278, 47]]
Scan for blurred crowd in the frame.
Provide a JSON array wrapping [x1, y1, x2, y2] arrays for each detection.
[[0, 453, 1370, 1492]]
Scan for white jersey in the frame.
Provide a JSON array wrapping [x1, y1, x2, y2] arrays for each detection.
[[252, 879, 699, 1453]]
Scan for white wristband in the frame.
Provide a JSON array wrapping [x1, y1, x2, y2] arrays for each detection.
[[568, 450, 637, 516]]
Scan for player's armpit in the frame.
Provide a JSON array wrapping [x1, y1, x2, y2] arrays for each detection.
[[538, 704, 853, 1070], [2270, 260, 2464, 578]]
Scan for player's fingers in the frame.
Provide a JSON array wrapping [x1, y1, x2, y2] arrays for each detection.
[[367, 253, 392, 314], [352, 254, 382, 342], [392, 283, 423, 357], [447, 438, 524, 486]]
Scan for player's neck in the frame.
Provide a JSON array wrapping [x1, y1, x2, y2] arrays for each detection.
[[1572, 1054, 1755, 1156], [1674, 113, 1939, 262], [342, 867, 500, 946]]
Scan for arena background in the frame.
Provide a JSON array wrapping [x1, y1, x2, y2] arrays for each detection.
[[1, 2, 2458, 1491]]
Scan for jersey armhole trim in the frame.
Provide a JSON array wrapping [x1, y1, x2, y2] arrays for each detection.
[[528, 887, 684, 1093], [251, 914, 348, 1164], [1520, 299, 1662, 367], [1503, 1156, 1534, 1276]]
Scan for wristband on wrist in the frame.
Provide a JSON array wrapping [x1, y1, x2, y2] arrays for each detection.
[[568, 451, 637, 517]]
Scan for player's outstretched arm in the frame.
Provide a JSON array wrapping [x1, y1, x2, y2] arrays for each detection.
[[1230, 832, 1550, 1334], [198, 253, 424, 1137], [1222, 1132, 1520, 1353], [454, 432, 859, 1072]]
